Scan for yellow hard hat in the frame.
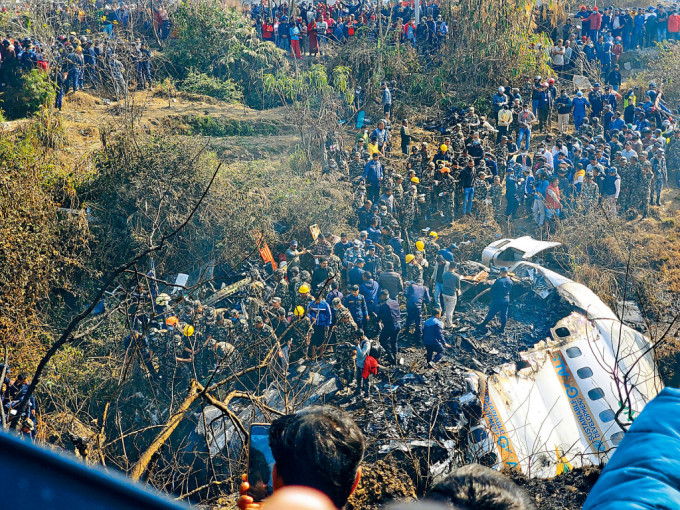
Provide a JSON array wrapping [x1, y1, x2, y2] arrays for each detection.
[[415, 240, 425, 251], [294, 305, 306, 317], [440, 144, 448, 152], [298, 284, 310, 294], [405, 254, 415, 264], [411, 177, 420, 184], [183, 324, 195, 337], [429, 231, 439, 239]]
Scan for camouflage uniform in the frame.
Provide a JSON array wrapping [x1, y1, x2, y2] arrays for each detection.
[[353, 186, 366, 209], [401, 186, 418, 232], [381, 245, 402, 274], [617, 162, 637, 212], [327, 254, 343, 281], [408, 151, 422, 172], [637, 169, 654, 216], [578, 180, 600, 213], [349, 158, 364, 179], [272, 274, 292, 313], [332, 307, 357, 389], [495, 143, 508, 178], [393, 181, 405, 204], [489, 182, 503, 220], [407, 262, 424, 283], [667, 135, 680, 185]]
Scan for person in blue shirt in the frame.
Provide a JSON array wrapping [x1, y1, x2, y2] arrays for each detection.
[[362, 152, 384, 203], [572, 90, 590, 130], [423, 308, 449, 367], [477, 267, 514, 333], [377, 290, 401, 364], [307, 295, 332, 358]]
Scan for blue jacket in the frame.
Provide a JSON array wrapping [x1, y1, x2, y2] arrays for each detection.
[[378, 299, 401, 330], [362, 160, 384, 183], [360, 279, 380, 314], [343, 293, 368, 323], [422, 317, 445, 347], [307, 299, 332, 327], [348, 266, 365, 286], [490, 276, 513, 303], [405, 284, 431, 309], [583, 387, 680, 510]]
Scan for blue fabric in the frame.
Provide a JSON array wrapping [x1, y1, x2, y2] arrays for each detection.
[[583, 387, 680, 510]]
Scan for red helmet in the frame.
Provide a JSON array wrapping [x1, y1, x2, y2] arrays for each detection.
[[548, 78, 555, 84]]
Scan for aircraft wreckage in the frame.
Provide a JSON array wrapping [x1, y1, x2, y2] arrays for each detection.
[[187, 237, 663, 481]]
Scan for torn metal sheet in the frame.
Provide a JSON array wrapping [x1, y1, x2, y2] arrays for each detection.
[[481, 236, 561, 267]]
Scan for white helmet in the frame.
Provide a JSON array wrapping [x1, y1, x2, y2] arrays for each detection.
[[499, 86, 505, 93]]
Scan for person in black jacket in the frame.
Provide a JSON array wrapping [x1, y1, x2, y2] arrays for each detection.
[[377, 290, 401, 364], [460, 159, 477, 216]]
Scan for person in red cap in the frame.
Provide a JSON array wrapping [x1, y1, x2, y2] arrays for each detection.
[[586, 6, 602, 41]]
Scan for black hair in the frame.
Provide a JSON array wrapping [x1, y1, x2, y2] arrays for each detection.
[[428, 464, 536, 510], [269, 406, 365, 509]]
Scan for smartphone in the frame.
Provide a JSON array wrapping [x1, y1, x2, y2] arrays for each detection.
[[247, 423, 275, 502]]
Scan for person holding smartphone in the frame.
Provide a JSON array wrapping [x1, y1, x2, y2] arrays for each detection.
[[238, 406, 365, 510]]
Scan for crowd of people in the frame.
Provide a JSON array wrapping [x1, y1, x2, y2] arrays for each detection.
[[251, 0, 449, 58], [0, 32, 153, 104]]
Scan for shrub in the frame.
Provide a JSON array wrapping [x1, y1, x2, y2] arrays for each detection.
[[2, 69, 56, 119], [179, 70, 243, 102]]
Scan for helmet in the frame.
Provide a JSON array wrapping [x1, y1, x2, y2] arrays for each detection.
[[440, 144, 448, 152], [498, 86, 505, 93], [649, 82, 657, 88], [183, 324, 195, 337], [165, 316, 179, 327], [294, 306, 306, 317], [415, 240, 425, 251], [429, 231, 439, 239], [405, 254, 415, 264], [534, 75, 541, 80], [298, 284, 310, 294], [548, 78, 555, 84], [411, 176, 420, 184]]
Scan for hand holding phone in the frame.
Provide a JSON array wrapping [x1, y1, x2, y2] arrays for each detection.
[[247, 423, 275, 502]]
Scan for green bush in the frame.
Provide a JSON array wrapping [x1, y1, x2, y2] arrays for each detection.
[[179, 70, 243, 102], [2, 69, 55, 119]]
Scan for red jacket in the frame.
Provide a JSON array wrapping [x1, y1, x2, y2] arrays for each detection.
[[586, 12, 602, 30], [362, 356, 378, 379], [669, 14, 680, 33], [545, 184, 562, 210]]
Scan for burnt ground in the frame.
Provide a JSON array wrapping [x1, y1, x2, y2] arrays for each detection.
[[324, 276, 592, 509]]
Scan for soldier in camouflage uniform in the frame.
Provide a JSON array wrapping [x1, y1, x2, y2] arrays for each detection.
[[272, 269, 292, 313], [401, 184, 418, 233], [433, 166, 456, 223], [349, 152, 364, 180], [245, 282, 266, 327], [330, 298, 357, 390], [353, 184, 366, 209], [651, 148, 668, 206], [406, 256, 424, 283], [230, 309, 250, 344], [495, 138, 509, 179], [379, 205, 401, 233], [666, 131, 680, 187], [419, 143, 432, 177], [288, 312, 312, 362], [381, 244, 402, 275], [578, 171, 600, 214], [327, 253, 343, 282], [408, 145, 421, 173], [617, 157, 635, 212], [489, 175, 504, 222], [637, 162, 654, 217], [393, 175, 405, 206], [288, 266, 301, 308]]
